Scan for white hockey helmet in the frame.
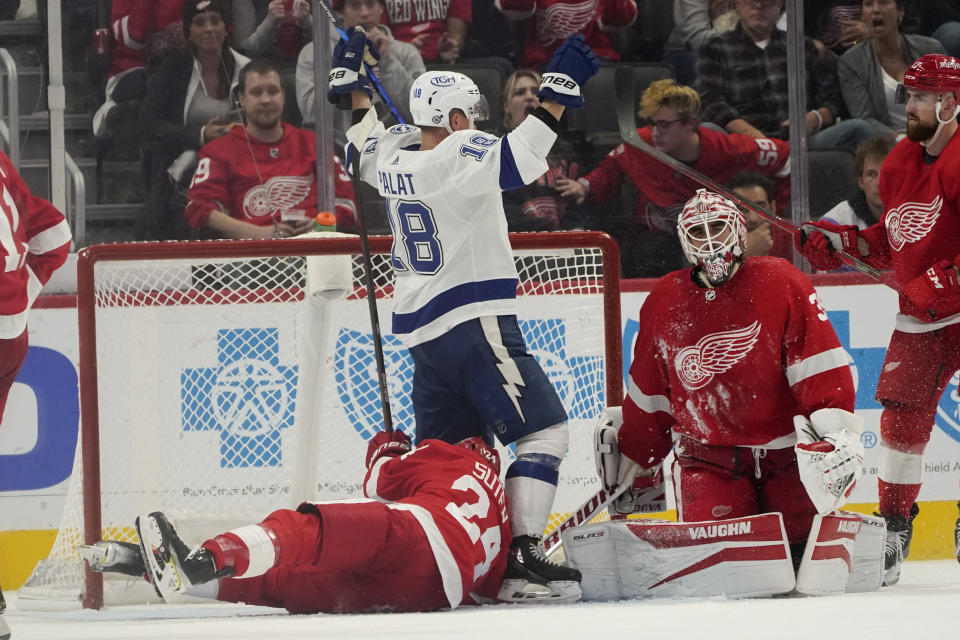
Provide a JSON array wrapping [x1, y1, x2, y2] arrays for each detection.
[[409, 71, 489, 133], [677, 189, 747, 285]]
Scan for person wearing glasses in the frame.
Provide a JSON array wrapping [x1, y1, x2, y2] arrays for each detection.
[[697, 0, 873, 151], [557, 79, 789, 277]]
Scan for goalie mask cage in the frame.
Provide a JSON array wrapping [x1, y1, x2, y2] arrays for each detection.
[[19, 231, 622, 610]]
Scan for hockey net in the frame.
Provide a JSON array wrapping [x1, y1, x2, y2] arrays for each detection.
[[19, 232, 622, 609]]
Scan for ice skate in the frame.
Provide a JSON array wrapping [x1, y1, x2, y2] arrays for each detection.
[[78, 540, 146, 577], [498, 535, 582, 604], [880, 503, 918, 586], [136, 512, 233, 600], [0, 587, 10, 640]]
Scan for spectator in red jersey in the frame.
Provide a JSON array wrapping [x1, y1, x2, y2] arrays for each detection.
[[501, 69, 587, 231], [138, 0, 250, 240], [557, 79, 790, 277], [495, 0, 637, 69], [185, 59, 356, 238], [87, 431, 511, 614], [382, 0, 470, 63], [92, 0, 186, 140]]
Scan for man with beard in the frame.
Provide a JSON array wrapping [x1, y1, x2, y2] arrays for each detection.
[[185, 59, 356, 238], [796, 53, 960, 586]]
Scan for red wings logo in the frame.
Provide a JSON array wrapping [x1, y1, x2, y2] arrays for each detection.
[[242, 176, 312, 220], [674, 321, 762, 390], [885, 196, 942, 251], [535, 0, 597, 46]]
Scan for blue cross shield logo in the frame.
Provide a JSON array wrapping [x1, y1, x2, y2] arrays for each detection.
[[181, 328, 298, 467], [333, 317, 603, 442]]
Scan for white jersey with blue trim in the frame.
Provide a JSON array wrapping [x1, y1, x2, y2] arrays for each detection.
[[348, 112, 557, 346]]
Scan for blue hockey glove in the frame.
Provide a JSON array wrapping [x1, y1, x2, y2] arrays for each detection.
[[327, 26, 380, 105], [537, 34, 599, 108]]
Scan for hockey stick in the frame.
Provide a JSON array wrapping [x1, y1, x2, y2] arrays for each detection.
[[346, 118, 395, 433], [543, 471, 668, 556], [613, 67, 895, 287], [315, 0, 406, 124], [542, 484, 631, 557]]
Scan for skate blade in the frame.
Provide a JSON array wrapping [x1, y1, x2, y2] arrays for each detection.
[[497, 578, 581, 604], [136, 514, 184, 600]]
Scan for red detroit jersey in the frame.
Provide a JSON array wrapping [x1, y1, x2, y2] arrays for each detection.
[[185, 124, 355, 229], [583, 126, 790, 232], [619, 257, 855, 468], [875, 131, 960, 288], [362, 439, 511, 605]]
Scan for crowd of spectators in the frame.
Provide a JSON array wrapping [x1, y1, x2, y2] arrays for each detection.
[[75, 0, 960, 276]]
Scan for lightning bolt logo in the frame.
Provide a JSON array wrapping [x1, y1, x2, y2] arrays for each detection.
[[481, 317, 527, 422]]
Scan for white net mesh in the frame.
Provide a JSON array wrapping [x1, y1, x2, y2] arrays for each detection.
[[19, 233, 619, 608]]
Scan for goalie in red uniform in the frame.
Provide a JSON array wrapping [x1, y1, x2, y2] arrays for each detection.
[[796, 53, 960, 585], [85, 430, 511, 613], [602, 189, 861, 569]]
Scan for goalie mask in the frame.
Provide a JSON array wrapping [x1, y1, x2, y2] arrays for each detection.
[[410, 71, 489, 133], [677, 189, 747, 286]]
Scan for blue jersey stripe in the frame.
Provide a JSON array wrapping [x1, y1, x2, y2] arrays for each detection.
[[505, 459, 560, 485], [392, 278, 518, 335], [498, 135, 525, 191]]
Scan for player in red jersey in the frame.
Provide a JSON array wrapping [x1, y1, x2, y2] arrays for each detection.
[[184, 59, 356, 238], [89, 430, 510, 613], [610, 189, 859, 565], [796, 53, 960, 585], [0, 152, 71, 422], [0, 150, 71, 636]]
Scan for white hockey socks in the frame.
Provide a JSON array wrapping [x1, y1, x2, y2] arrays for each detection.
[[506, 424, 568, 537], [206, 524, 279, 579]]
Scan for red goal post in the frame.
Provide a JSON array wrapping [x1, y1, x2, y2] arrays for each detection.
[[21, 231, 622, 610]]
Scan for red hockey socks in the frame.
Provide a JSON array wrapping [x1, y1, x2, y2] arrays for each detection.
[[878, 405, 935, 518]]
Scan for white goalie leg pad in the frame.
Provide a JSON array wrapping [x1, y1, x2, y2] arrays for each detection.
[[562, 513, 796, 600], [842, 512, 886, 593], [796, 512, 861, 596]]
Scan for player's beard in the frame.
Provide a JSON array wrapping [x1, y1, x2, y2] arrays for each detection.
[[905, 117, 938, 143]]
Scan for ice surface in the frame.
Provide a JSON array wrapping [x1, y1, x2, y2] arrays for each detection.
[[8, 560, 960, 640]]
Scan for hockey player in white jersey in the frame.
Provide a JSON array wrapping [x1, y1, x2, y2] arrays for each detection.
[[329, 29, 599, 603]]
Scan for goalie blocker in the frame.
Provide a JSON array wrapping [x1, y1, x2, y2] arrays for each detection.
[[562, 511, 885, 600]]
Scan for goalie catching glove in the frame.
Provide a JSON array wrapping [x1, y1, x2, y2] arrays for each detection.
[[594, 407, 666, 515], [794, 408, 865, 514], [537, 34, 599, 108], [328, 26, 380, 107]]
